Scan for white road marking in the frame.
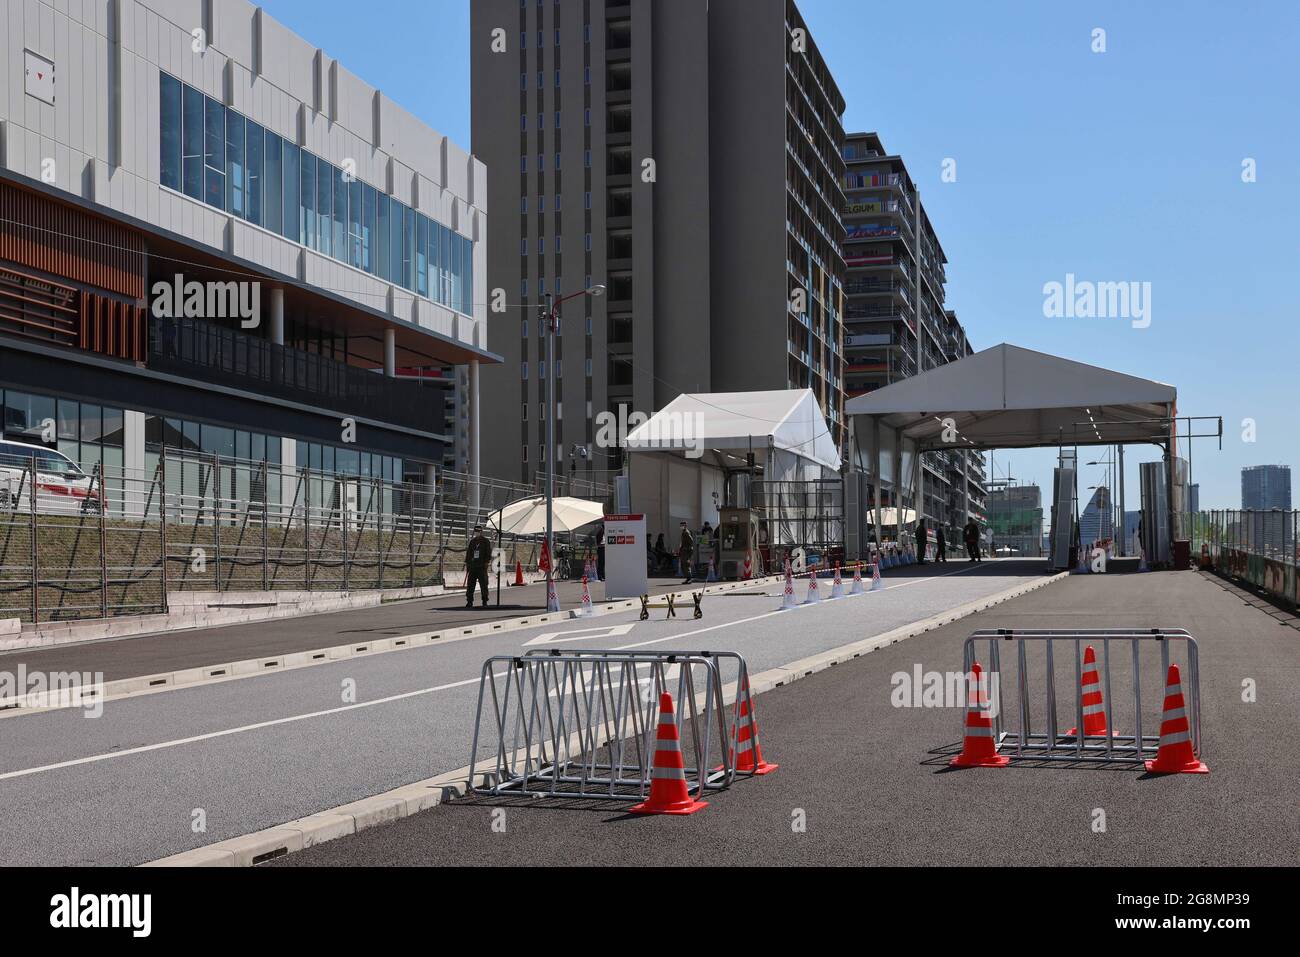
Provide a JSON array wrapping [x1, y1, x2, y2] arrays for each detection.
[[524, 622, 637, 646], [0, 563, 1021, 782], [0, 676, 480, 783]]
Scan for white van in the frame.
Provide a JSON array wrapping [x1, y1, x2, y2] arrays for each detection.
[[0, 440, 103, 515]]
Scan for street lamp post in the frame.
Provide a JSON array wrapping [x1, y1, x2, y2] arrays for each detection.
[[542, 284, 604, 609]]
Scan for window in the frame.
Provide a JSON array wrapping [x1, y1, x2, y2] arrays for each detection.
[[522, 363, 529, 379], [520, 279, 528, 298], [225, 111, 245, 218], [521, 196, 528, 213], [181, 84, 204, 200], [521, 73, 527, 90], [160, 74, 182, 191], [584, 67, 591, 85], [203, 97, 225, 209], [416, 214, 428, 296], [555, 194, 562, 210], [283, 141, 300, 242], [555, 152, 561, 170], [585, 233, 591, 251], [332, 165, 348, 261], [362, 184, 377, 273], [584, 150, 591, 168], [521, 238, 528, 256], [316, 157, 333, 256], [348, 178, 363, 268], [555, 111, 562, 128], [521, 113, 527, 132], [245, 121, 263, 225], [377, 193, 391, 277], [584, 191, 591, 209], [520, 155, 527, 172], [264, 131, 283, 234], [584, 108, 591, 127]]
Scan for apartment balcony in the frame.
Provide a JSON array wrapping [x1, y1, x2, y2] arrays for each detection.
[[147, 316, 445, 435]]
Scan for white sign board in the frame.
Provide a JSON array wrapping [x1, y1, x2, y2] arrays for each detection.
[[24, 51, 55, 105], [603, 513, 647, 599]]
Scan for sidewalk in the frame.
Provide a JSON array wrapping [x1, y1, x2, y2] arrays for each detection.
[[0, 576, 690, 682]]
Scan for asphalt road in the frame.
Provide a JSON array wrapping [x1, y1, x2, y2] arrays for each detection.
[[274, 569, 1300, 867], [0, 558, 1048, 865], [0, 575, 692, 682]]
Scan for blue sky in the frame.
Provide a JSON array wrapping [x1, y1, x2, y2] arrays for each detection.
[[260, 0, 1298, 512]]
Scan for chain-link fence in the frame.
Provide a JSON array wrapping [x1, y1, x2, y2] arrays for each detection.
[[0, 449, 609, 624], [1191, 509, 1297, 609]]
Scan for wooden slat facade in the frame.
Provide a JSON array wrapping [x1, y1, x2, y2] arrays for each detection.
[[0, 179, 145, 300], [0, 179, 147, 362]]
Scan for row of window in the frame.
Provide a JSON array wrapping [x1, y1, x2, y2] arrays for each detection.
[[159, 73, 475, 317], [1, 390, 125, 475], [521, 359, 592, 379], [521, 67, 593, 90], [522, 27, 590, 47], [521, 110, 594, 130]]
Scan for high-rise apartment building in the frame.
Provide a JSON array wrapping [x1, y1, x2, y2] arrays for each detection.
[[988, 483, 1043, 556], [471, 0, 845, 485], [1242, 465, 1291, 510], [840, 132, 985, 539]]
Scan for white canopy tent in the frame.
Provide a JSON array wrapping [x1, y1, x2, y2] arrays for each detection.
[[624, 388, 841, 475], [623, 389, 841, 545], [845, 343, 1180, 562]]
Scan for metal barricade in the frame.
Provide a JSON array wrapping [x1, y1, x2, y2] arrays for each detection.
[[467, 649, 757, 800], [960, 628, 1203, 764]]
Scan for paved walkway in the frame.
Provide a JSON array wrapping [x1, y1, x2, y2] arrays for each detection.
[[0, 576, 690, 682], [274, 568, 1300, 867]]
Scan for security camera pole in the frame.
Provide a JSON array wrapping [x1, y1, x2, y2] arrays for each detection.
[[542, 284, 605, 609]]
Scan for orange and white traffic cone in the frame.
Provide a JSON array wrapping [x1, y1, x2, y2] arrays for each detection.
[[780, 562, 798, 609], [830, 562, 844, 598], [513, 560, 525, 586], [629, 692, 708, 815], [1067, 645, 1109, 737], [1144, 664, 1209, 774], [576, 576, 593, 617], [730, 677, 777, 774], [849, 562, 864, 595], [949, 662, 1008, 768]]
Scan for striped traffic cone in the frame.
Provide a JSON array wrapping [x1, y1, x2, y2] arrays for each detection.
[[849, 562, 864, 595], [629, 692, 708, 815], [706, 556, 718, 582], [1144, 664, 1209, 774], [780, 562, 799, 610], [830, 562, 844, 598], [546, 575, 560, 613], [724, 677, 777, 775], [576, 577, 593, 617], [870, 561, 884, 591], [949, 662, 1008, 768], [805, 572, 821, 604], [1067, 645, 1108, 737]]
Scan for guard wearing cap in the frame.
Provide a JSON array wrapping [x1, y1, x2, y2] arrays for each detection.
[[465, 524, 492, 608]]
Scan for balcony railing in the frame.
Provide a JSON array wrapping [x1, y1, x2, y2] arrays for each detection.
[[148, 316, 445, 434]]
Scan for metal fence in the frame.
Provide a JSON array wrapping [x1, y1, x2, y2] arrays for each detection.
[[0, 449, 608, 624], [1191, 509, 1298, 609]]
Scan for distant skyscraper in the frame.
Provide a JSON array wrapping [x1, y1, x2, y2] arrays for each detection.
[[1079, 486, 1114, 545], [1241, 465, 1292, 556], [1241, 465, 1291, 510]]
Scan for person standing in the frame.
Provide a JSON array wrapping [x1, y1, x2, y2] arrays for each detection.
[[935, 525, 947, 563], [915, 518, 927, 564], [963, 518, 981, 563], [595, 522, 606, 581], [678, 521, 696, 584], [464, 524, 493, 608]]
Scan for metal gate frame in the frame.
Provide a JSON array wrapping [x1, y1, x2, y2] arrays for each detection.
[[960, 628, 1203, 763], [468, 649, 759, 800]]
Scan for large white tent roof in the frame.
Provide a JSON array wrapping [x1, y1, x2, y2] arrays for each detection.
[[624, 389, 842, 471], [845, 343, 1176, 450]]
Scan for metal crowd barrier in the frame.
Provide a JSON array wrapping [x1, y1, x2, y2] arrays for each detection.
[[468, 649, 757, 801], [960, 628, 1203, 764]]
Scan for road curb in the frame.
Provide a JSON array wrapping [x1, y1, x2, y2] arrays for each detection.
[[1, 575, 781, 717], [141, 570, 1066, 867]]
